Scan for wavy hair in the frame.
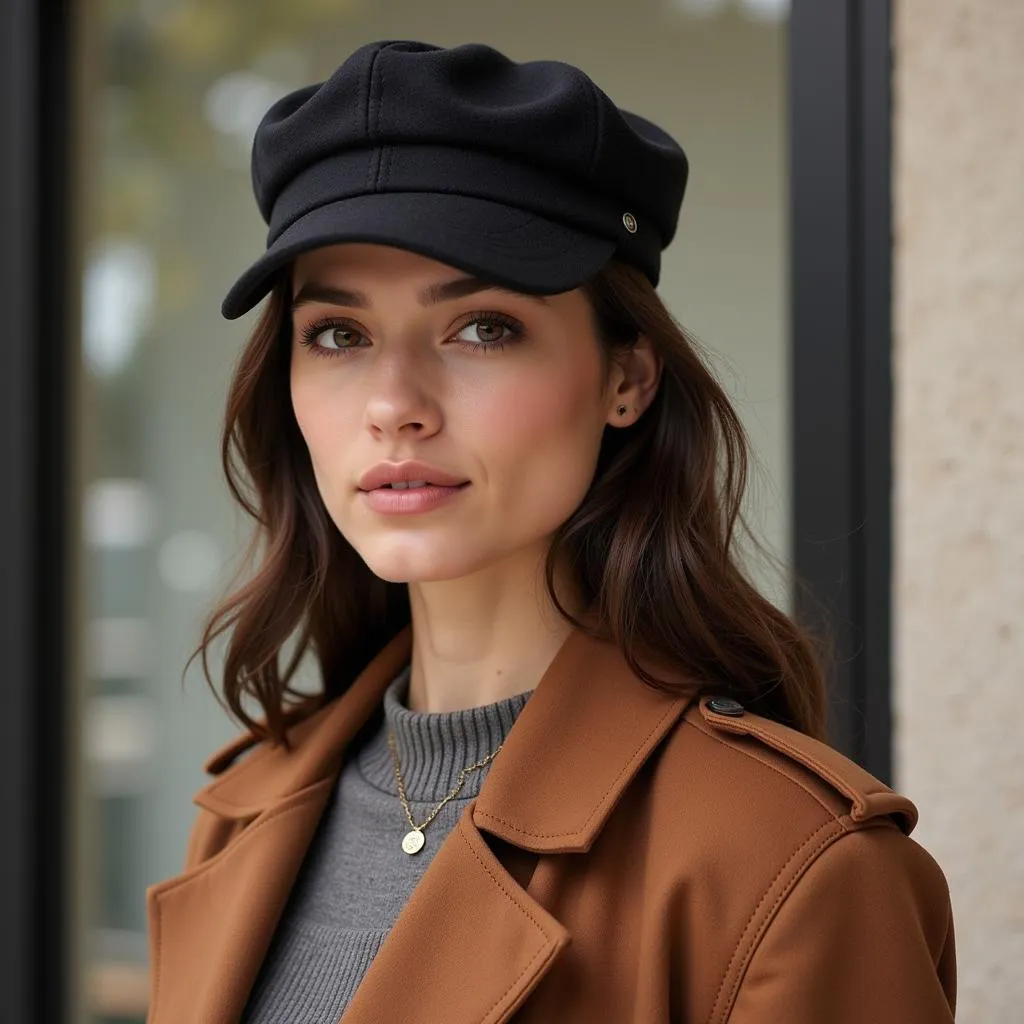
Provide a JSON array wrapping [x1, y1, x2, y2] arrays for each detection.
[[187, 258, 831, 747]]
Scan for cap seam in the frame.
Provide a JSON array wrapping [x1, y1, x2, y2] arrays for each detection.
[[374, 47, 387, 190], [365, 44, 384, 190]]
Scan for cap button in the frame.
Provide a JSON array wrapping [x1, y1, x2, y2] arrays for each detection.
[[622, 211, 638, 234], [707, 697, 744, 717]]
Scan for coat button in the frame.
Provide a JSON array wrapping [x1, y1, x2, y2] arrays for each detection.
[[707, 697, 744, 717]]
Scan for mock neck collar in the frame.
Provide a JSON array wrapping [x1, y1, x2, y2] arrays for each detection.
[[354, 664, 535, 801]]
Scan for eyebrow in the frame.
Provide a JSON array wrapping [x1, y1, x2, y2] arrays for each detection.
[[291, 274, 550, 311]]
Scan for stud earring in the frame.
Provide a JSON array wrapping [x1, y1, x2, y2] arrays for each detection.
[[617, 404, 627, 415]]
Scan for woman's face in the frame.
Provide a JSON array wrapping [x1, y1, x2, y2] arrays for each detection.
[[289, 242, 626, 585]]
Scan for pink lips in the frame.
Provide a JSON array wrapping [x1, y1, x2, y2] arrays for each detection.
[[360, 482, 470, 515], [358, 460, 468, 491]]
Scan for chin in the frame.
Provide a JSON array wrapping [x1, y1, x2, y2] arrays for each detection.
[[364, 561, 475, 584], [355, 543, 483, 584]]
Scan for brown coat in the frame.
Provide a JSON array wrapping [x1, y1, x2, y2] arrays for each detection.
[[145, 621, 956, 1023]]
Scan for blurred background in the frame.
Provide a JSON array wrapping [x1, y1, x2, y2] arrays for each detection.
[[0, 0, 1021, 1021]]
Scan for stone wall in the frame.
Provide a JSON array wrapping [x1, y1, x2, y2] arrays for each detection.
[[893, 1, 1024, 1016]]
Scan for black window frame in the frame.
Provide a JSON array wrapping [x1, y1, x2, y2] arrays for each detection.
[[0, 0, 78, 1021], [790, 0, 894, 781]]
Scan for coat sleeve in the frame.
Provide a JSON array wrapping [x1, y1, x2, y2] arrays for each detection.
[[726, 823, 956, 1022]]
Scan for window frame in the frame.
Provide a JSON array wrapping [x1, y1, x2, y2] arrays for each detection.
[[790, 0, 894, 779]]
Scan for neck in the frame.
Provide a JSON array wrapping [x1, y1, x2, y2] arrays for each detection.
[[403, 545, 584, 713]]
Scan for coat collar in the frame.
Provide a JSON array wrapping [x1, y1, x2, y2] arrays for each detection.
[[192, 613, 696, 852], [146, 617, 697, 1023]]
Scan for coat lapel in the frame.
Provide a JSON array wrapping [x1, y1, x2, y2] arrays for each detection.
[[145, 628, 414, 1024], [146, 617, 696, 1024]]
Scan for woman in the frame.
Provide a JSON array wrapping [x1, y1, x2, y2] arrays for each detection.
[[145, 40, 956, 1023]]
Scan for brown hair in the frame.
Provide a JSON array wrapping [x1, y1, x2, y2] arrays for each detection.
[[188, 258, 831, 747]]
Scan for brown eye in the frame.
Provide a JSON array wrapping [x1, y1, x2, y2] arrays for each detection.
[[450, 313, 524, 352], [297, 320, 365, 356], [312, 325, 360, 350], [454, 320, 508, 345]]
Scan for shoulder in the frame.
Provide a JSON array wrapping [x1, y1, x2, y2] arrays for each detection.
[[202, 729, 264, 775], [181, 701, 341, 870], [672, 694, 919, 836], [653, 697, 955, 1020], [200, 700, 327, 776], [644, 693, 929, 906]]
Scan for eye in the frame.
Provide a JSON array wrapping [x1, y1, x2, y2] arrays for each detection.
[[295, 311, 525, 359], [314, 326, 354, 350], [450, 312, 525, 353], [298, 320, 364, 356], [453, 319, 510, 346]]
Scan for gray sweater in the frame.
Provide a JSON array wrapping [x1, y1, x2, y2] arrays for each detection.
[[241, 662, 534, 1023]]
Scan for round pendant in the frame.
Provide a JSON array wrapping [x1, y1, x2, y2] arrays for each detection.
[[401, 828, 425, 855]]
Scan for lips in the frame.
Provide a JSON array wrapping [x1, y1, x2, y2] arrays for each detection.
[[360, 480, 470, 514], [358, 461, 469, 491], [377, 480, 461, 490]]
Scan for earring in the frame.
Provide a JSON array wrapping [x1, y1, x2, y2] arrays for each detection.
[[617, 404, 627, 415]]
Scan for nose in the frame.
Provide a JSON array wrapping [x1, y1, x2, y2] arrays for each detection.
[[361, 349, 442, 439]]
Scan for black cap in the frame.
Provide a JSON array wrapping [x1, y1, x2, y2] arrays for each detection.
[[221, 40, 689, 320]]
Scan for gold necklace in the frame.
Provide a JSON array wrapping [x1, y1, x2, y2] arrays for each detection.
[[387, 728, 504, 855]]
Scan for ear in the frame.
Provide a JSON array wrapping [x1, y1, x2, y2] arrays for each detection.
[[606, 334, 662, 425]]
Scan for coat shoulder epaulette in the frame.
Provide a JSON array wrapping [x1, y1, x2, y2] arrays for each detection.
[[689, 696, 918, 835]]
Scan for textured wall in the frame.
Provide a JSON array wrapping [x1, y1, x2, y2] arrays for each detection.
[[893, 1, 1024, 1017]]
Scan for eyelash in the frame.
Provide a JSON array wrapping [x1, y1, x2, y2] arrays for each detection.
[[296, 310, 525, 359]]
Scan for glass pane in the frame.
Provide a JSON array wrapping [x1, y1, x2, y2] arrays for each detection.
[[76, 1, 789, 1019]]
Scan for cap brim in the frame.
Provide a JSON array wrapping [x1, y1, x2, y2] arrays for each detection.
[[220, 191, 617, 320]]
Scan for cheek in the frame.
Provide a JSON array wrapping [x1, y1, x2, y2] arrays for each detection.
[[474, 378, 603, 511], [290, 367, 351, 477]]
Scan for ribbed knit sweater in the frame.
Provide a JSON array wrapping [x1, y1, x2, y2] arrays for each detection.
[[241, 662, 535, 1023]]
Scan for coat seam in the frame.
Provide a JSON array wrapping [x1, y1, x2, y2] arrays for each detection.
[[708, 818, 844, 1022], [473, 698, 686, 838], [455, 815, 561, 1023], [717, 824, 902, 1020]]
